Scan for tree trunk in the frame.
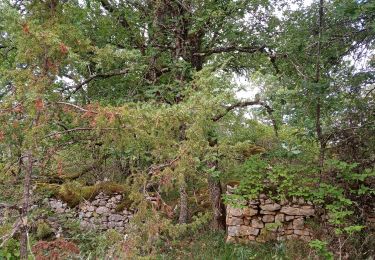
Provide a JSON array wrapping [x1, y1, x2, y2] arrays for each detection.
[[20, 152, 32, 260], [207, 136, 226, 230], [208, 174, 226, 230]]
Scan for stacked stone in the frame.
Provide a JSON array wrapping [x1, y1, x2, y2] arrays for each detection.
[[48, 192, 133, 232], [226, 189, 315, 243], [49, 199, 71, 214]]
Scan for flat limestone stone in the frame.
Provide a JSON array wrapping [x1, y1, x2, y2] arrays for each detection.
[[262, 215, 275, 223], [280, 206, 314, 216], [227, 217, 244, 226], [293, 218, 304, 229], [260, 203, 281, 211], [251, 219, 264, 229], [96, 206, 110, 214]]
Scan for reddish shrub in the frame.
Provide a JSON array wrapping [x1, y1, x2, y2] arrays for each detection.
[[32, 239, 80, 260]]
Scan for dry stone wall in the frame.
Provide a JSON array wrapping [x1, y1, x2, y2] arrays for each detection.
[[226, 186, 315, 243], [48, 192, 133, 232]]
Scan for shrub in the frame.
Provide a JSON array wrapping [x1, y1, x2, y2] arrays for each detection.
[[32, 239, 80, 260]]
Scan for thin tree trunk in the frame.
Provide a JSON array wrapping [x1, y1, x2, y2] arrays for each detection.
[[20, 151, 32, 260], [207, 137, 226, 230], [178, 180, 188, 224], [315, 0, 325, 176], [316, 97, 325, 169]]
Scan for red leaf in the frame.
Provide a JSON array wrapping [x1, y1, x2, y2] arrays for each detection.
[[22, 23, 30, 34], [35, 98, 44, 111], [59, 43, 69, 55]]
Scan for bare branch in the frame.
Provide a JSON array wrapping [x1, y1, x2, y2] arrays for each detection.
[[66, 68, 129, 95], [213, 99, 278, 137], [365, 87, 375, 97], [56, 101, 98, 114], [45, 127, 116, 138], [147, 157, 180, 176], [194, 45, 266, 57], [213, 100, 263, 121]]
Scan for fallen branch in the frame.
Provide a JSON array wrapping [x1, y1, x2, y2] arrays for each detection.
[[0, 203, 22, 212]]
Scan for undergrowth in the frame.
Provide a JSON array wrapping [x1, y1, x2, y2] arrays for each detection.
[[154, 230, 315, 260]]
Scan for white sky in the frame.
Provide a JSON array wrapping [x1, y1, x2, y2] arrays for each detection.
[[235, 0, 319, 101], [231, 0, 367, 120]]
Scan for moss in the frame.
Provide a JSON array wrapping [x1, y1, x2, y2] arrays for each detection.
[[58, 183, 83, 207], [36, 183, 61, 197], [37, 181, 127, 207], [96, 182, 126, 194], [58, 181, 127, 207], [36, 222, 54, 240], [257, 228, 277, 242], [115, 196, 134, 212]]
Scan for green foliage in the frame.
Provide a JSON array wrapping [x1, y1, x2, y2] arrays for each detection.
[[74, 229, 123, 258], [264, 222, 282, 232], [224, 154, 316, 202], [0, 239, 20, 260], [126, 209, 212, 256], [309, 240, 334, 260]]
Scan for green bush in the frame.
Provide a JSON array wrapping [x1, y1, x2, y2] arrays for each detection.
[[36, 222, 54, 240]]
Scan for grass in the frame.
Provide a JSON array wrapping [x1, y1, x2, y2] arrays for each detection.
[[154, 230, 314, 260]]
